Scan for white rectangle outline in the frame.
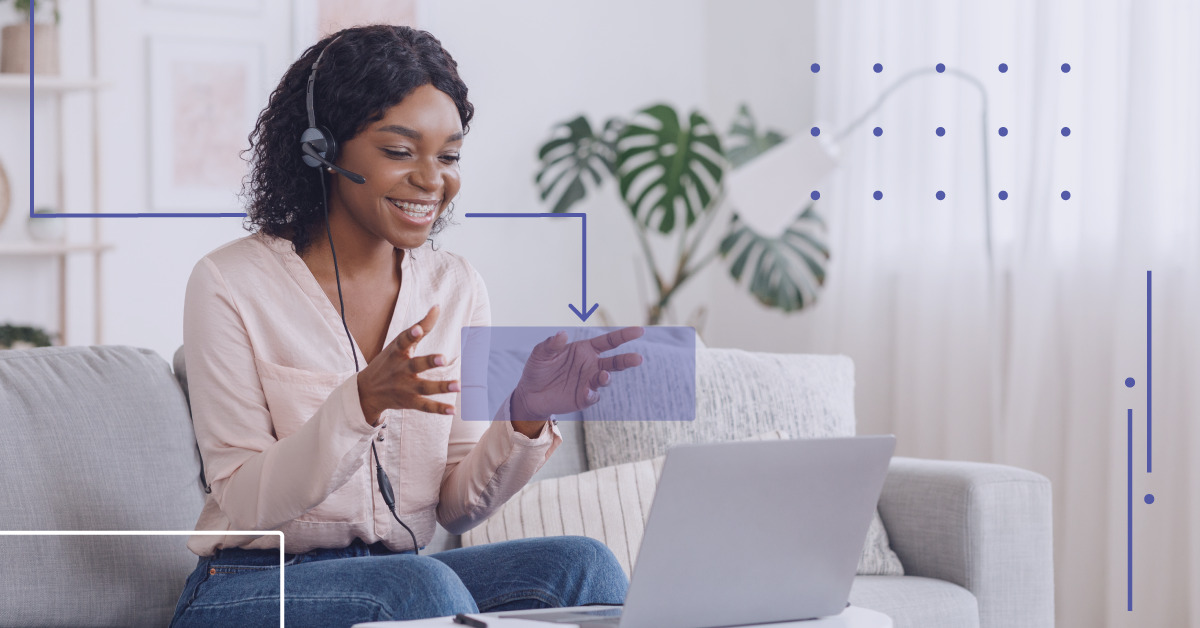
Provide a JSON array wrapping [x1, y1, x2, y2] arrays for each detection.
[[0, 531, 285, 627]]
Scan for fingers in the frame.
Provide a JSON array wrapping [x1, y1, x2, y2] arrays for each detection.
[[588, 326, 645, 353], [395, 305, 441, 355], [598, 352, 643, 372], [412, 377, 460, 396], [403, 353, 456, 374], [588, 369, 611, 390]]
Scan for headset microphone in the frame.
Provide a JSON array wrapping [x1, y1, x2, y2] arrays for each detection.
[[301, 141, 366, 184], [301, 37, 366, 185]]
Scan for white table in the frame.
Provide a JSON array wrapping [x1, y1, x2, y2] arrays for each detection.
[[353, 605, 893, 627]]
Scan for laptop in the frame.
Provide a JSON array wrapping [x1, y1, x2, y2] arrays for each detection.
[[496, 435, 896, 628]]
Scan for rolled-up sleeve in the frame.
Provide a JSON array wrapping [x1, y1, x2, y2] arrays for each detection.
[[436, 264, 562, 534], [184, 257, 381, 532]]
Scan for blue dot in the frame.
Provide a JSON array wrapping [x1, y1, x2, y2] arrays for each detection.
[[936, 126, 946, 136], [999, 63, 1008, 73], [1145, 494, 1155, 505], [1061, 126, 1071, 136], [811, 190, 821, 201], [936, 190, 946, 200], [998, 126, 1008, 136], [811, 63, 820, 73], [811, 127, 820, 137], [1061, 63, 1071, 73], [936, 63, 946, 73], [1061, 190, 1071, 200], [1125, 377, 1136, 388], [873, 191, 883, 200], [873, 126, 883, 137], [999, 190, 1008, 200], [873, 63, 883, 73]]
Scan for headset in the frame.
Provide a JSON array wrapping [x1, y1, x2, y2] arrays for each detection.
[[303, 35, 420, 555]]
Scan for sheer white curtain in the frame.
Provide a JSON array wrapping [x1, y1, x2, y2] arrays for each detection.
[[811, 1, 1200, 626]]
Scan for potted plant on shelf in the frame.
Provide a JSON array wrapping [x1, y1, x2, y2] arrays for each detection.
[[0, 323, 54, 349], [1, 0, 60, 75]]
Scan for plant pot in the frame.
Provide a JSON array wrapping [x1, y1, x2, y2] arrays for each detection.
[[1, 22, 59, 75], [27, 208, 64, 242]]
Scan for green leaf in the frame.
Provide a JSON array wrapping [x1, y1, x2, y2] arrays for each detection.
[[718, 202, 830, 312], [726, 103, 787, 169], [613, 103, 724, 234], [533, 115, 621, 213]]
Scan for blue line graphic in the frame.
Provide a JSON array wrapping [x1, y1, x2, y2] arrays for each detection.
[[1127, 408, 1133, 612], [1147, 270, 1152, 473], [463, 212, 599, 321]]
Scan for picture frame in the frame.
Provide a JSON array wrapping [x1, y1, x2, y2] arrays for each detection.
[[147, 37, 265, 213]]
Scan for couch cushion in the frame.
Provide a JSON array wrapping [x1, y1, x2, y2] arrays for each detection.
[[849, 575, 980, 627], [581, 349, 857, 468], [0, 345, 205, 627]]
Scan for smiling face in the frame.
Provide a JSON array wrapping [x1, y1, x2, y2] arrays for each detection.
[[328, 83, 464, 251]]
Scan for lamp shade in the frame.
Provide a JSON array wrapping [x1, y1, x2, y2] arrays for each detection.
[[725, 127, 839, 237]]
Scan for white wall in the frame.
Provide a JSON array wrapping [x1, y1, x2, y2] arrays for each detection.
[[2, 0, 821, 362]]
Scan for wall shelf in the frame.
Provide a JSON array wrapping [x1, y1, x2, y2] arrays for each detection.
[[0, 241, 114, 256], [0, 11, 109, 345], [0, 73, 107, 93]]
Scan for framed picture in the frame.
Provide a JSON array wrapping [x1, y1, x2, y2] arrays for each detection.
[[291, 0, 421, 57], [147, 37, 265, 212], [146, 0, 265, 15]]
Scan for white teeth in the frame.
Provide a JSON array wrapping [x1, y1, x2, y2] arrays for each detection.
[[390, 199, 436, 215]]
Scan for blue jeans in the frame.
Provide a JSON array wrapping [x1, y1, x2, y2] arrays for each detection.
[[169, 536, 628, 627]]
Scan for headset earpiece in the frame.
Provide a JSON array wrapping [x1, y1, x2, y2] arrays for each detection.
[[300, 126, 338, 168]]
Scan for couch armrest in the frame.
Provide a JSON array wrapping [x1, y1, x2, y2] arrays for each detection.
[[877, 457, 1054, 628]]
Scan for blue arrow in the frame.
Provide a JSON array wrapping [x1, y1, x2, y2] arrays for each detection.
[[464, 212, 599, 322]]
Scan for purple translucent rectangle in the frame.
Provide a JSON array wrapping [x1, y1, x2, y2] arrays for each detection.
[[459, 326, 696, 422]]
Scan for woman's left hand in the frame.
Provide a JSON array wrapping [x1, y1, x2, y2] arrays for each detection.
[[510, 326, 646, 424]]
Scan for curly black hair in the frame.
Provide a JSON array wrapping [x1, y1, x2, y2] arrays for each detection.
[[241, 25, 474, 256]]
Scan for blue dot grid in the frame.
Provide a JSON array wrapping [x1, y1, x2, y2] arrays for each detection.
[[811, 191, 821, 201], [1125, 377, 1136, 387], [1145, 494, 1155, 505], [810, 127, 820, 137], [811, 63, 820, 73], [825, 60, 1073, 208]]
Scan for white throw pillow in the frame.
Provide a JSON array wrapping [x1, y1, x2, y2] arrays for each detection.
[[461, 429, 904, 577]]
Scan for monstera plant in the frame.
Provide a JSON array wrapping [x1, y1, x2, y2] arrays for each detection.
[[535, 103, 830, 327]]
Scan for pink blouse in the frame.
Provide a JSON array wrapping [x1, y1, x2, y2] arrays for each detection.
[[182, 231, 561, 556]]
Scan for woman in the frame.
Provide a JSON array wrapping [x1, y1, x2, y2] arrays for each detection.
[[170, 25, 641, 627]]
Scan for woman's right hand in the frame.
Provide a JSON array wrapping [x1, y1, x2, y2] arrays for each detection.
[[356, 304, 460, 426]]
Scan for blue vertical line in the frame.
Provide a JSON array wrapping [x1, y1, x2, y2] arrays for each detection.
[[582, 213, 588, 308], [28, 7, 34, 218], [1127, 408, 1133, 612], [1147, 270, 1152, 473]]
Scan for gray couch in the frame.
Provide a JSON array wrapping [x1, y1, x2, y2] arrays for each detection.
[[0, 345, 1055, 627]]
